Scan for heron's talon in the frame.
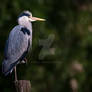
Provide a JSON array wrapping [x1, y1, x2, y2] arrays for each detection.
[[20, 58, 27, 64], [24, 58, 27, 63]]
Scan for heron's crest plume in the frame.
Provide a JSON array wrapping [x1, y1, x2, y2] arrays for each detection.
[[18, 10, 32, 19]]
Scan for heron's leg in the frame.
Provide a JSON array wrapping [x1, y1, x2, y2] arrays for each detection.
[[14, 66, 18, 82]]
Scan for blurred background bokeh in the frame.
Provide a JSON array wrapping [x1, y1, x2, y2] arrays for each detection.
[[0, 0, 92, 92]]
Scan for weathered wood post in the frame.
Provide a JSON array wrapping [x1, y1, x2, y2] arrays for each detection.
[[15, 80, 31, 92], [14, 66, 31, 92]]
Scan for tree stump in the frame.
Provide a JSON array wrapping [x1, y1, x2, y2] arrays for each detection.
[[15, 80, 31, 92]]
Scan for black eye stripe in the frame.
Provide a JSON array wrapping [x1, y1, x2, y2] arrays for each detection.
[[22, 13, 30, 17], [18, 13, 30, 18]]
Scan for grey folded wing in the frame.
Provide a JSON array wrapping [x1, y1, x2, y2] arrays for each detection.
[[2, 25, 31, 75]]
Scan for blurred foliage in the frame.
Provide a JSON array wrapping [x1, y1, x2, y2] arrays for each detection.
[[0, 0, 92, 92]]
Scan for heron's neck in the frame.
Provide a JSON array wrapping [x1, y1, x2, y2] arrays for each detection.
[[20, 21, 32, 35], [25, 22, 32, 32]]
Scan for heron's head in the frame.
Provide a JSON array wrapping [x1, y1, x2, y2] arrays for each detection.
[[18, 11, 45, 25]]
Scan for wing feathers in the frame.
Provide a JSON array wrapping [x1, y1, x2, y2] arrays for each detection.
[[2, 25, 31, 75]]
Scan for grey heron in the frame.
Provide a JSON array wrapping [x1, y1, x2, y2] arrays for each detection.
[[2, 11, 45, 81]]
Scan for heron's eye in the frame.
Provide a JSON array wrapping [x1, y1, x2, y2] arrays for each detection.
[[28, 16, 30, 18]]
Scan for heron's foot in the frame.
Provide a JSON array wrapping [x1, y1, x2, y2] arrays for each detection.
[[24, 58, 27, 63], [14, 80, 18, 84], [21, 58, 27, 64]]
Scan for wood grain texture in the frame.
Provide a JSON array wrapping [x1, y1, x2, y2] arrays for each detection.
[[15, 80, 31, 92]]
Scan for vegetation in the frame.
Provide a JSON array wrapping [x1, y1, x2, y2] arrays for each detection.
[[0, 0, 92, 92]]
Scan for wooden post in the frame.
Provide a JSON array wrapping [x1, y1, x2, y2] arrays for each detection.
[[14, 62, 31, 92], [15, 80, 31, 92]]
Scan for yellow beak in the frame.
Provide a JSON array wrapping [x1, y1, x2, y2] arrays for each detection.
[[29, 16, 46, 21]]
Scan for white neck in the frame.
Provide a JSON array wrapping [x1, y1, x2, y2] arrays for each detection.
[[18, 16, 33, 47], [18, 17, 32, 36]]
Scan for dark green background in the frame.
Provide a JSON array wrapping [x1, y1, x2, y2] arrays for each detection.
[[0, 0, 92, 92]]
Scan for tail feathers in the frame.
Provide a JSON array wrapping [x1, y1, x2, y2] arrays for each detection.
[[2, 59, 18, 76], [3, 66, 13, 76], [2, 60, 11, 76]]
